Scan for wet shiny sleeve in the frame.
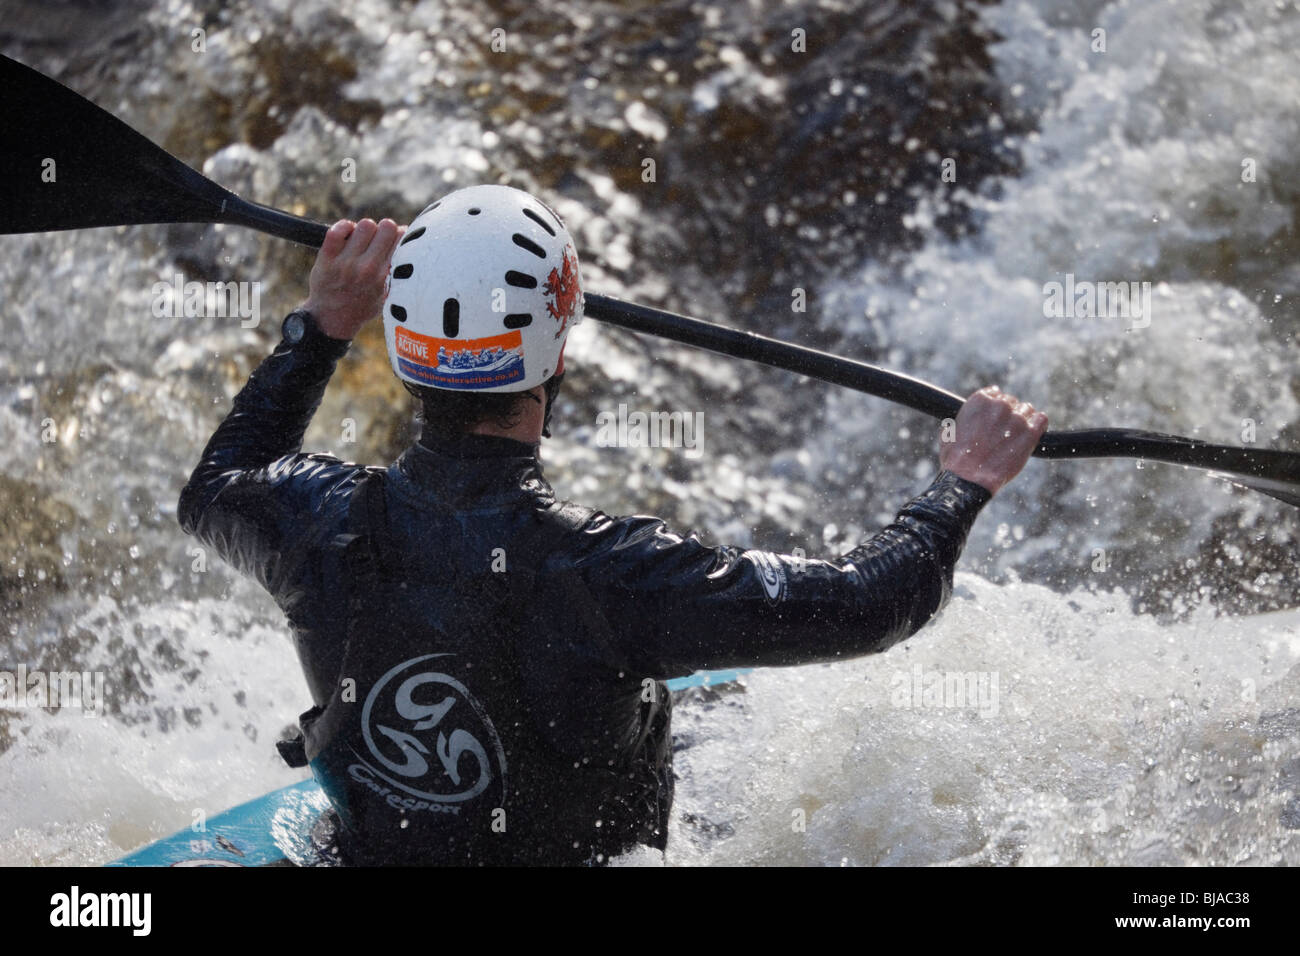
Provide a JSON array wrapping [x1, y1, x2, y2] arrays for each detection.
[[176, 332, 363, 599], [579, 471, 992, 679]]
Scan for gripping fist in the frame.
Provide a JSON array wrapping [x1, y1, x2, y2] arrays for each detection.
[[301, 218, 404, 340], [939, 386, 1049, 495]]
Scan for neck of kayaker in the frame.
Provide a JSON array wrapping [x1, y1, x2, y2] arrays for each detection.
[[415, 384, 548, 455], [465, 384, 546, 443]]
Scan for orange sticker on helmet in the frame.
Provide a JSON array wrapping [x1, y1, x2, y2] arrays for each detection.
[[395, 327, 525, 390]]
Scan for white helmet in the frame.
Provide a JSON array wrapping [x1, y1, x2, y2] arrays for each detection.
[[383, 184, 584, 393]]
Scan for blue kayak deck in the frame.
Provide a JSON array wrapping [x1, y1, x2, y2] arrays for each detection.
[[109, 669, 749, 866]]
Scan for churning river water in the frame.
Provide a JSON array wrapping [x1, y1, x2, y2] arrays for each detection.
[[1, 0, 1297, 865]]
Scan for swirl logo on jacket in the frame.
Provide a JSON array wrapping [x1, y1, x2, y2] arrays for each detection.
[[356, 654, 507, 805]]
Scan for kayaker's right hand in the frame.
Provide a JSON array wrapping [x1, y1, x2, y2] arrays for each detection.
[[939, 386, 1048, 495], [301, 217, 404, 341]]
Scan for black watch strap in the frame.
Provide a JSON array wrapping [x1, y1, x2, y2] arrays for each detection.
[[281, 309, 350, 358]]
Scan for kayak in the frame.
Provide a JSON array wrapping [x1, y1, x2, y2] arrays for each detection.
[[107, 669, 749, 866], [108, 778, 331, 867]]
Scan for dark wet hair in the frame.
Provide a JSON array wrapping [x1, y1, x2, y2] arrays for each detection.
[[406, 382, 534, 440], [405, 373, 564, 440]]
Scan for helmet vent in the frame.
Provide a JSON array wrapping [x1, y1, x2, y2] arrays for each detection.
[[522, 208, 556, 236], [442, 298, 460, 337], [392, 263, 414, 279], [505, 270, 537, 288], [419, 200, 441, 216], [400, 226, 426, 246], [468, 207, 481, 215], [389, 304, 407, 322], [512, 234, 546, 258], [503, 313, 533, 329]]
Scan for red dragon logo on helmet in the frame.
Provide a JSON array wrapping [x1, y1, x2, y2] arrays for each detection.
[[543, 245, 581, 339]]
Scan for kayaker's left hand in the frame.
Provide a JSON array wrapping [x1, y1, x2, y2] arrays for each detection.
[[301, 218, 405, 340]]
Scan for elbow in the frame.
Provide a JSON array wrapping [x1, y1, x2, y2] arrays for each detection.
[[176, 474, 209, 536], [847, 540, 955, 651], [929, 569, 956, 617], [176, 482, 198, 536], [909, 554, 955, 629]]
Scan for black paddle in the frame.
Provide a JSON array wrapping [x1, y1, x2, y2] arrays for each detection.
[[2, 52, 1297, 507]]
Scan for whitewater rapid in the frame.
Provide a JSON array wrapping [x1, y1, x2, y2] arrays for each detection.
[[1, 0, 1296, 865]]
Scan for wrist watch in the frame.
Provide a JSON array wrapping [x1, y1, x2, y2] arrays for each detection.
[[280, 309, 350, 356], [281, 308, 316, 345], [278, 310, 351, 361]]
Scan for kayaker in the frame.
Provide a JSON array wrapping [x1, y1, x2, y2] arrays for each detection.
[[178, 184, 1048, 865]]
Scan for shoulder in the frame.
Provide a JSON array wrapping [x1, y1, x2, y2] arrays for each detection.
[[543, 500, 721, 576], [265, 454, 375, 513], [541, 499, 667, 543]]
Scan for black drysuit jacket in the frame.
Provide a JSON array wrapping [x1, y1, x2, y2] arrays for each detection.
[[178, 323, 991, 865]]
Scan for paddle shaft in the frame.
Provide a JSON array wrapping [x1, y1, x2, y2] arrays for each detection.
[[221, 198, 329, 247], [1, 52, 1295, 501], [577, 294, 1295, 477], [224, 193, 1295, 489]]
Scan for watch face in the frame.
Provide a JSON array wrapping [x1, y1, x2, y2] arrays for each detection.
[[284, 313, 305, 343]]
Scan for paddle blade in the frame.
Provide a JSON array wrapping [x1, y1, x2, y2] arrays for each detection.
[[0, 54, 232, 234]]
